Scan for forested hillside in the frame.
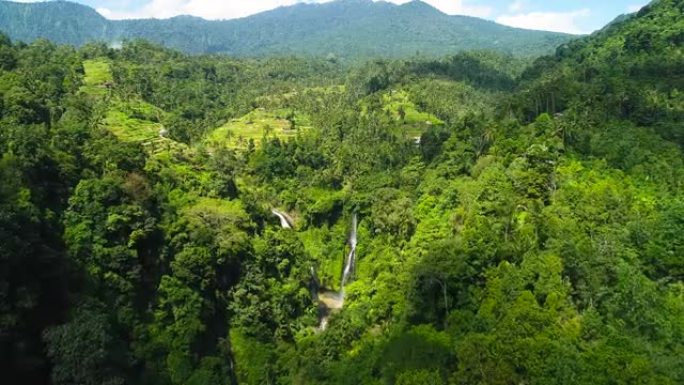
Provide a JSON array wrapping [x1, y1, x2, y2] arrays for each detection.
[[1, 0, 683, 385], [0, 0, 573, 59]]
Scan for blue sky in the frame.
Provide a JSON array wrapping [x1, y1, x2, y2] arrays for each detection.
[[23, 0, 651, 34]]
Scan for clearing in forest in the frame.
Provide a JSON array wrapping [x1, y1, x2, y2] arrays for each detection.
[[80, 59, 113, 97], [363, 90, 444, 139], [82, 58, 177, 153], [103, 98, 164, 143], [206, 108, 310, 149]]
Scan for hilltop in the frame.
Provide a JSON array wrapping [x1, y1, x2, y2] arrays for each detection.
[[0, 0, 574, 58]]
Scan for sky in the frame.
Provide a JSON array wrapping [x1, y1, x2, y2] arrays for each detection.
[[18, 0, 652, 34]]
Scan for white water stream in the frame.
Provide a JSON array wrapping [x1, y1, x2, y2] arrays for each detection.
[[271, 209, 292, 229], [272, 209, 358, 331], [317, 213, 358, 330], [341, 213, 357, 289]]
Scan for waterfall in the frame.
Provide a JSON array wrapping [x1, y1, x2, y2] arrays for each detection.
[[309, 266, 320, 300], [314, 213, 358, 332], [341, 213, 357, 289], [271, 209, 292, 229]]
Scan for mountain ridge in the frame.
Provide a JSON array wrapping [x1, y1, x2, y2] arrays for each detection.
[[0, 0, 575, 58]]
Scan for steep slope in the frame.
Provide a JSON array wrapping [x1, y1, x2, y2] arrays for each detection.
[[0, 0, 574, 58], [515, 0, 684, 142], [0, 0, 110, 45]]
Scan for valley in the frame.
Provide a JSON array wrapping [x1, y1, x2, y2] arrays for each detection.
[[0, 1, 683, 385]]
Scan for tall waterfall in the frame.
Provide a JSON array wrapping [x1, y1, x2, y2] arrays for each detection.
[[341, 213, 357, 289], [271, 209, 292, 229], [314, 213, 359, 331]]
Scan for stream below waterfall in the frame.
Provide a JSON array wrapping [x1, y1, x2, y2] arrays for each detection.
[[271, 209, 358, 331]]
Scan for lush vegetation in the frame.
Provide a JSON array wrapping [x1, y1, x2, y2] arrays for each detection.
[[1, 1, 683, 385], [0, 0, 573, 60]]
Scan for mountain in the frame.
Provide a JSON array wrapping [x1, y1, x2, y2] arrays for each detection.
[[0, 0, 574, 58], [0, 1, 111, 44], [515, 0, 684, 143]]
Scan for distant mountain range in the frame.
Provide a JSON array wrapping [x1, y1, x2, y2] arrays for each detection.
[[0, 0, 576, 58]]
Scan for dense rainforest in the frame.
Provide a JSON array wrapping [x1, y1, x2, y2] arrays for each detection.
[[1, 0, 683, 384]]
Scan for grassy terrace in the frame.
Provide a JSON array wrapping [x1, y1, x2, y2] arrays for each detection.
[[81, 58, 171, 151], [103, 99, 164, 142], [206, 108, 312, 149], [381, 90, 444, 138], [80, 59, 113, 97], [360, 90, 444, 139], [381, 90, 443, 125]]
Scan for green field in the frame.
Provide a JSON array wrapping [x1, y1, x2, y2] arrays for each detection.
[[206, 108, 310, 149], [80, 59, 185, 154], [80, 58, 162, 143], [80, 59, 113, 97], [102, 98, 185, 155], [81, 60, 162, 143], [382, 91, 443, 125], [361, 90, 445, 138], [102, 99, 164, 143], [255, 85, 345, 108]]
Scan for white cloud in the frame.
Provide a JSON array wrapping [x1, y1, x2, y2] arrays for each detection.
[[496, 8, 591, 34], [96, 0, 314, 20], [626, 3, 647, 13], [96, 7, 112, 17], [94, 0, 494, 20], [418, 0, 494, 18], [381, 0, 494, 18], [508, 0, 526, 13]]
